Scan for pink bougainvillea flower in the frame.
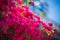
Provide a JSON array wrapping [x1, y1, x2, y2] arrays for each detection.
[[29, 1, 34, 6], [0, 0, 54, 40]]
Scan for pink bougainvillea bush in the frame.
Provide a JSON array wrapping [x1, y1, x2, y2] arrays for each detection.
[[0, 0, 55, 40]]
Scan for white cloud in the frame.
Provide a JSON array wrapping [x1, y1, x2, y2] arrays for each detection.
[[34, 1, 40, 6]]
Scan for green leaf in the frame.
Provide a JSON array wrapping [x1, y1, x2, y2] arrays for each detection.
[[42, 31, 47, 35], [1, 34, 10, 40], [0, 28, 2, 33], [26, 33, 30, 40], [9, 28, 14, 35]]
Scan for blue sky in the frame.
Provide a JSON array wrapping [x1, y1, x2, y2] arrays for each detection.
[[45, 0, 60, 25], [30, 0, 60, 25]]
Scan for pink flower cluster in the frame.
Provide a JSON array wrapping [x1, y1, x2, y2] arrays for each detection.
[[0, 0, 55, 40]]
